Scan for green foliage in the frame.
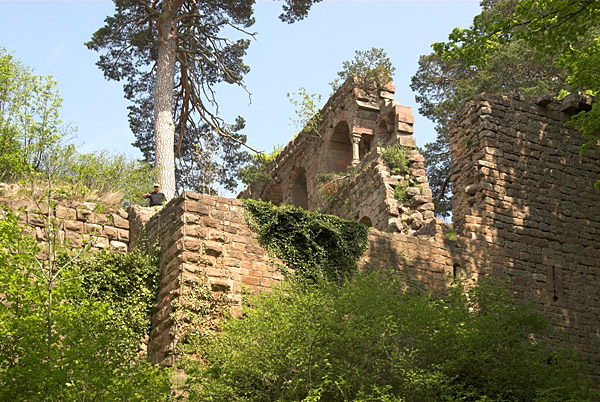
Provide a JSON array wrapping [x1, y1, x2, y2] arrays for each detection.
[[394, 181, 409, 202], [0, 48, 70, 181], [331, 48, 396, 94], [287, 87, 323, 137], [238, 145, 282, 187], [431, 0, 600, 188], [171, 276, 229, 375], [445, 229, 458, 241], [243, 199, 369, 283], [382, 144, 413, 175], [185, 272, 593, 401], [0, 207, 171, 401], [0, 49, 154, 206], [72, 246, 161, 342], [52, 146, 156, 206], [317, 164, 364, 203]]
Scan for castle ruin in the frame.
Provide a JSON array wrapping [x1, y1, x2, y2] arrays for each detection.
[[5, 81, 600, 374]]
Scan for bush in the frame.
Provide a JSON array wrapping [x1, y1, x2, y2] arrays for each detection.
[[382, 145, 413, 175], [0, 207, 170, 401], [185, 272, 594, 401], [243, 199, 369, 282]]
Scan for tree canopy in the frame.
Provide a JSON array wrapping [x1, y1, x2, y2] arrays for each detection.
[[87, 0, 323, 199], [0, 48, 69, 181]]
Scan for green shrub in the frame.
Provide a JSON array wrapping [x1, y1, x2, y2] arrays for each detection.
[[0, 207, 170, 401], [382, 145, 413, 175], [394, 181, 409, 202], [185, 272, 594, 401], [243, 199, 369, 283]]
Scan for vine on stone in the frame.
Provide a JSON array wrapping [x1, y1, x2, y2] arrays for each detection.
[[243, 199, 369, 283]]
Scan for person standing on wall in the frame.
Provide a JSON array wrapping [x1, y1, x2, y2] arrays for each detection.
[[143, 183, 167, 207]]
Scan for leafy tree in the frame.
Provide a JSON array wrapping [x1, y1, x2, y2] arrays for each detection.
[[431, 0, 600, 189], [288, 87, 323, 137], [185, 272, 593, 401], [87, 0, 323, 200], [411, 0, 569, 217], [238, 145, 282, 188], [0, 207, 171, 401], [0, 48, 70, 181], [330, 47, 395, 94], [54, 145, 156, 206]]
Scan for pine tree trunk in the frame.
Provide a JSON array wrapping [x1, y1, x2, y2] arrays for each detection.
[[154, 8, 177, 201]]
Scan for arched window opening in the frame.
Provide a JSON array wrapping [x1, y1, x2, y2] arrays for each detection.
[[262, 182, 282, 205], [291, 167, 309, 210], [359, 216, 373, 227], [327, 121, 352, 173], [359, 134, 374, 160]]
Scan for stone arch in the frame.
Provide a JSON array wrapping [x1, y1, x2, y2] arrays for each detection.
[[262, 182, 282, 205], [327, 121, 353, 173], [291, 166, 308, 210], [359, 216, 373, 227]]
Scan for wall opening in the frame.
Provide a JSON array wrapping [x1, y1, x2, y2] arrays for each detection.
[[327, 121, 352, 173], [359, 216, 373, 227], [359, 134, 374, 160], [375, 112, 394, 147], [291, 167, 309, 210], [262, 182, 282, 205]]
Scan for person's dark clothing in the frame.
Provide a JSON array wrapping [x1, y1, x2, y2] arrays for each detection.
[[147, 191, 166, 206]]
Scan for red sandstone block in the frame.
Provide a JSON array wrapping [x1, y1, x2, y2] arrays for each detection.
[[242, 276, 260, 286], [202, 217, 220, 229], [245, 244, 266, 255], [184, 200, 211, 216], [203, 240, 223, 256], [248, 269, 263, 278], [204, 267, 227, 278], [208, 229, 228, 243], [117, 228, 129, 241], [104, 225, 118, 240], [223, 225, 239, 235], [184, 237, 201, 252]]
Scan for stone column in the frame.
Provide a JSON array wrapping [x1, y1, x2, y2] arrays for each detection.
[[351, 133, 362, 165]]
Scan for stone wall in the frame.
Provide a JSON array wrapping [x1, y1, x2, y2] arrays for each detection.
[[128, 193, 284, 364], [2, 90, 598, 375], [0, 184, 130, 252], [241, 78, 436, 235], [449, 92, 600, 366]]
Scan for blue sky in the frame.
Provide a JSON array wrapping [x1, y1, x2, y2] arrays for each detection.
[[0, 0, 480, 161]]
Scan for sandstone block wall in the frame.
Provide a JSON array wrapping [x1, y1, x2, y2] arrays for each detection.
[[2, 90, 598, 375], [450, 93, 600, 366], [128, 193, 283, 365], [0, 185, 130, 252]]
